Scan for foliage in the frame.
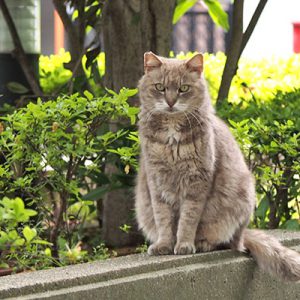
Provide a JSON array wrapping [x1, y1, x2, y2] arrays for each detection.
[[0, 89, 139, 269], [173, 0, 229, 31], [203, 52, 300, 104], [136, 242, 148, 254], [39, 49, 72, 94], [47, 0, 105, 94], [39, 50, 105, 96], [218, 90, 300, 230], [173, 0, 198, 24], [203, 0, 229, 31], [0, 197, 53, 271]]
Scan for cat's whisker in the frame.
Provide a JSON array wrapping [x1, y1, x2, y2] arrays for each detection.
[[188, 111, 202, 127], [183, 112, 192, 130], [188, 106, 201, 113], [146, 108, 156, 122]]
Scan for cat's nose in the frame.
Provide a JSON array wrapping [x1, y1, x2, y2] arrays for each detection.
[[166, 100, 176, 108]]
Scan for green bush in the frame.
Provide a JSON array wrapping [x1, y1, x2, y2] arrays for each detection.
[[0, 197, 53, 271], [0, 89, 139, 269], [218, 90, 300, 230]]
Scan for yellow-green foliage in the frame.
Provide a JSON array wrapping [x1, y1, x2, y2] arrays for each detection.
[[230, 54, 300, 103], [39, 49, 72, 94], [41, 50, 300, 104], [174, 52, 300, 104], [39, 50, 105, 95]]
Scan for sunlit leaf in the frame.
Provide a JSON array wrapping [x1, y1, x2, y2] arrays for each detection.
[[204, 0, 229, 31], [173, 0, 198, 24]]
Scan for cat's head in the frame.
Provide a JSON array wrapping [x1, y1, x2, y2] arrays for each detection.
[[138, 52, 207, 115]]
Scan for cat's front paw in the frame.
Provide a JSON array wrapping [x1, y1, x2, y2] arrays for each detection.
[[147, 242, 173, 256], [174, 241, 196, 255]]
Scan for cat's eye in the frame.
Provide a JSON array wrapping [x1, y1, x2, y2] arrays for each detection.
[[155, 83, 165, 92], [179, 85, 190, 93]]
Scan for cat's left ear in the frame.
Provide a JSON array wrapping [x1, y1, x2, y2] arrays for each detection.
[[186, 53, 203, 75]]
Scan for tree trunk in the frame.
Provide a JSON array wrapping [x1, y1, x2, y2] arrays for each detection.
[[216, 0, 244, 106], [216, 0, 268, 106], [103, 0, 176, 92], [0, 0, 42, 96], [102, 0, 176, 247]]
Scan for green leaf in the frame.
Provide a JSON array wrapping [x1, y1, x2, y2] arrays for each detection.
[[282, 219, 300, 230], [82, 185, 109, 201], [8, 230, 19, 240], [228, 119, 237, 128], [32, 239, 53, 245], [24, 209, 38, 218], [72, 9, 78, 21], [105, 88, 118, 96], [173, 0, 198, 24], [124, 88, 138, 97], [12, 238, 25, 247], [204, 0, 229, 31], [0, 231, 9, 245], [6, 82, 30, 94], [255, 198, 269, 219], [270, 141, 278, 148], [0, 263, 10, 269], [23, 226, 37, 243], [119, 224, 132, 233], [83, 90, 94, 101], [13, 197, 25, 214]]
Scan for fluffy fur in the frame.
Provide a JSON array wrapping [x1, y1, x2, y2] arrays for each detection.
[[135, 52, 300, 281]]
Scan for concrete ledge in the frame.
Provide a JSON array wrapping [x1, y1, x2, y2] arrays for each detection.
[[1, 230, 300, 300]]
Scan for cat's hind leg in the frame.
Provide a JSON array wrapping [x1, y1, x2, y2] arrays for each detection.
[[195, 221, 247, 253], [196, 239, 218, 252]]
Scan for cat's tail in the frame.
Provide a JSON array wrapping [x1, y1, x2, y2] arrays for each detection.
[[243, 229, 300, 282]]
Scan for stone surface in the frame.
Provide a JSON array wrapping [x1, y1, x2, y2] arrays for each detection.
[[0, 230, 300, 300]]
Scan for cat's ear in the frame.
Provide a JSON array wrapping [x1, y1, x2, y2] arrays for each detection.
[[186, 53, 203, 75], [144, 52, 162, 73]]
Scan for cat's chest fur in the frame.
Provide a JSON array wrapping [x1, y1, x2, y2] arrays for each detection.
[[165, 124, 181, 145], [144, 122, 200, 165], [142, 121, 207, 206]]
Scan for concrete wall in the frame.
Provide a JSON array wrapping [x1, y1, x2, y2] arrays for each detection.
[[0, 230, 299, 300]]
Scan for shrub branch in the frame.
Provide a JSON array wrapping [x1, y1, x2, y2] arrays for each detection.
[[216, 0, 268, 106], [0, 0, 43, 95]]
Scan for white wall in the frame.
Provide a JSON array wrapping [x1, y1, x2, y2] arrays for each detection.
[[243, 0, 300, 58]]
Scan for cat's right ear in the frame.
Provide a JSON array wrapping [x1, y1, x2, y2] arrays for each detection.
[[144, 52, 162, 73], [186, 53, 203, 75]]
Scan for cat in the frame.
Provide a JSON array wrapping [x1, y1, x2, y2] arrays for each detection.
[[135, 51, 300, 282]]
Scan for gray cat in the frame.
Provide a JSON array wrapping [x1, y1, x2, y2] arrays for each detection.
[[135, 52, 300, 281]]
